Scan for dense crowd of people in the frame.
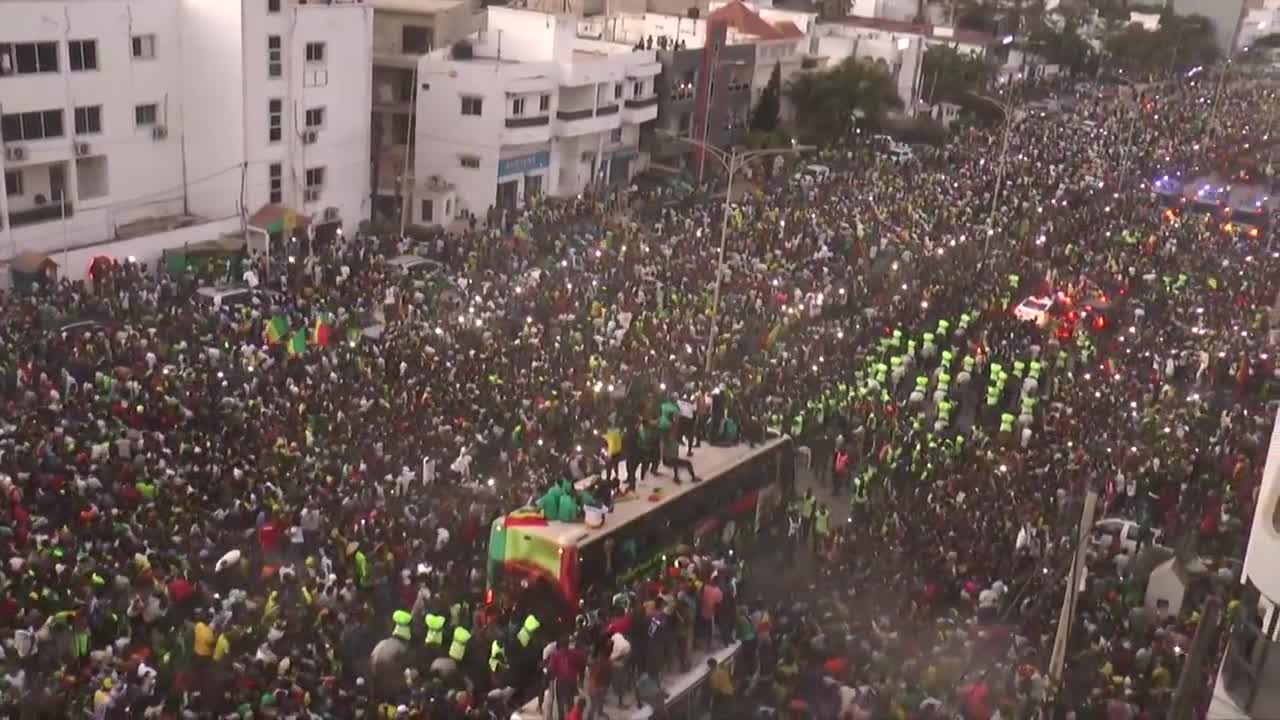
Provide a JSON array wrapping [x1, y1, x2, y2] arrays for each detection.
[[0, 69, 1276, 720]]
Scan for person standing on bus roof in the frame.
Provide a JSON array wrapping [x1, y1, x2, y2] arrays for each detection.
[[661, 424, 699, 484]]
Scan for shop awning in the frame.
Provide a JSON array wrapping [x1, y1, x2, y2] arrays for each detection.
[[248, 204, 311, 235]]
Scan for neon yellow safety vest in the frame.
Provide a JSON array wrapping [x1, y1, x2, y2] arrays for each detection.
[[424, 614, 446, 645], [392, 610, 412, 642], [517, 614, 540, 647], [490, 640, 505, 672], [449, 626, 471, 661]]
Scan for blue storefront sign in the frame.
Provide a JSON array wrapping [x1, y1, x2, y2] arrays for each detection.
[[498, 151, 550, 178]]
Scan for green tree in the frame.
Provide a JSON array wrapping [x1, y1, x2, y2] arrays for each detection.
[[1103, 12, 1219, 77], [751, 62, 782, 134], [786, 58, 901, 143], [1028, 23, 1093, 72], [920, 44, 988, 104]]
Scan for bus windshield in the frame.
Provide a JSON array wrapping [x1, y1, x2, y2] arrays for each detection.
[[486, 436, 794, 617]]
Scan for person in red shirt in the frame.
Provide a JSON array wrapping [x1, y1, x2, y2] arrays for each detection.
[[547, 639, 587, 720]]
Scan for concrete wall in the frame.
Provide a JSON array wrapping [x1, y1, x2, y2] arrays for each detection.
[[281, 3, 373, 228], [56, 216, 241, 281], [373, 2, 476, 56], [180, 0, 246, 221]]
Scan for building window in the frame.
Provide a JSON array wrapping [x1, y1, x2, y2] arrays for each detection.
[[4, 171, 21, 196], [511, 97, 525, 116], [69, 40, 98, 71], [614, 83, 622, 100], [1, 110, 64, 141], [0, 42, 60, 75], [267, 36, 282, 78], [459, 156, 480, 169], [461, 96, 482, 116], [268, 163, 282, 203], [421, 199, 433, 223], [539, 94, 550, 112], [131, 35, 156, 60], [678, 112, 691, 133], [304, 107, 325, 128], [403, 26, 433, 54], [74, 105, 102, 135], [305, 42, 325, 63], [268, 99, 282, 142], [392, 113, 412, 142], [304, 166, 325, 189], [134, 103, 158, 127], [268, 0, 281, 12], [611, 127, 622, 143], [633, 81, 643, 98]]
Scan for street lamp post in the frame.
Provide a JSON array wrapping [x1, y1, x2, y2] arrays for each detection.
[[658, 131, 814, 374]]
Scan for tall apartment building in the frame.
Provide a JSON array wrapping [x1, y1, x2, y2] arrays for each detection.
[[411, 7, 660, 221], [0, 0, 372, 263], [369, 0, 478, 225], [1209, 406, 1280, 719]]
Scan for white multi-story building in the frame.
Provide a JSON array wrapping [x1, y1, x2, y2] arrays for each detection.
[[0, 0, 371, 267], [412, 7, 659, 222]]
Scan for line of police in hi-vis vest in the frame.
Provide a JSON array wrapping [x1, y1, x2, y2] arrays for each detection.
[[771, 271, 1087, 526], [369, 595, 547, 706]]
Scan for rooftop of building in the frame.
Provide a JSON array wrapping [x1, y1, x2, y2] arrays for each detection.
[[707, 0, 806, 40], [369, 0, 467, 13], [830, 14, 999, 46]]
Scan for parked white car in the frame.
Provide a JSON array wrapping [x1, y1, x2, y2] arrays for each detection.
[[1092, 517, 1164, 556]]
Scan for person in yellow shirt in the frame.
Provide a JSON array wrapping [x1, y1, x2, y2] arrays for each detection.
[[603, 427, 623, 484], [213, 630, 232, 662], [708, 657, 735, 719], [193, 619, 215, 658]]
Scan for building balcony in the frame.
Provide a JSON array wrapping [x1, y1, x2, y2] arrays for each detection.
[[3, 202, 73, 230], [555, 105, 622, 137], [502, 114, 552, 145], [505, 115, 550, 128], [625, 61, 663, 79], [622, 96, 658, 125], [556, 108, 595, 121], [1211, 586, 1280, 719]]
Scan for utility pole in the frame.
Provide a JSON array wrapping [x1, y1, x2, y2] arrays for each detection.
[[398, 64, 420, 239]]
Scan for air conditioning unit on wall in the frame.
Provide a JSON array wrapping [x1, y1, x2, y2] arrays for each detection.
[[152, 125, 168, 140], [75, 142, 92, 157], [303, 130, 318, 144], [5, 145, 26, 162]]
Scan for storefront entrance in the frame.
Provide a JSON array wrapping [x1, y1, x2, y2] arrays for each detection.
[[496, 180, 519, 212]]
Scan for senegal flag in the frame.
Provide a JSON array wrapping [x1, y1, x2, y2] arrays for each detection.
[[287, 329, 307, 357], [504, 506, 548, 527], [265, 315, 289, 344], [312, 313, 333, 347]]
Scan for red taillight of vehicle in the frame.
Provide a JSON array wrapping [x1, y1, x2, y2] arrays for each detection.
[[485, 588, 494, 605], [1093, 316, 1106, 331], [1066, 310, 1079, 323]]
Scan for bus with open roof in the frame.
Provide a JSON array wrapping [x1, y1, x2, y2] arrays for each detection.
[[486, 435, 795, 620]]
